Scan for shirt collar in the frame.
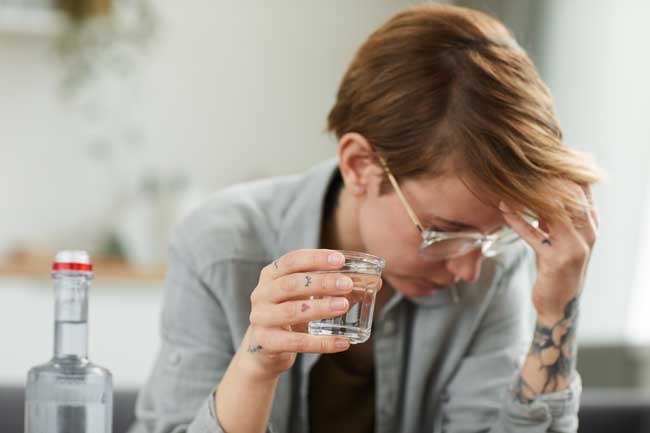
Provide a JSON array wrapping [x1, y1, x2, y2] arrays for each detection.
[[274, 157, 340, 258]]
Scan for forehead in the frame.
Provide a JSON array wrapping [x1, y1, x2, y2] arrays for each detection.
[[399, 173, 505, 232]]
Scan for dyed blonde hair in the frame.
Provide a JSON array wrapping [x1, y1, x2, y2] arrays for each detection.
[[327, 4, 604, 219]]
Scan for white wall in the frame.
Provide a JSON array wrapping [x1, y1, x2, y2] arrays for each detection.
[[0, 279, 161, 388], [0, 0, 415, 254], [537, 0, 650, 343], [628, 175, 650, 343]]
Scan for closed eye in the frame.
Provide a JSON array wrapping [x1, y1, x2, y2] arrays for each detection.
[[427, 224, 462, 233]]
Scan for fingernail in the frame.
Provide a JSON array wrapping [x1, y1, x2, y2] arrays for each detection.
[[330, 298, 348, 311], [336, 277, 352, 290], [499, 201, 511, 212], [335, 339, 349, 349], [328, 252, 345, 265]]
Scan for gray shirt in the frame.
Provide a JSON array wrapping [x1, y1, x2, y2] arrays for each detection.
[[129, 158, 581, 433]]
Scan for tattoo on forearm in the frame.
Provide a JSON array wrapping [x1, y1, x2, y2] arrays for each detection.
[[514, 297, 579, 403], [305, 275, 312, 287]]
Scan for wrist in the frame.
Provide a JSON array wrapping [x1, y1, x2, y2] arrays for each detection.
[[532, 284, 581, 320], [235, 347, 282, 383], [535, 312, 566, 328]]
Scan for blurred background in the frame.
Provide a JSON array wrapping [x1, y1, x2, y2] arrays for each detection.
[[1, 0, 649, 432]]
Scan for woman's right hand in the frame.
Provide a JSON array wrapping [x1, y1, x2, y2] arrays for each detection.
[[243, 249, 355, 380]]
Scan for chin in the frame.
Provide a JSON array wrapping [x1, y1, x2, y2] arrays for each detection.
[[384, 275, 447, 297]]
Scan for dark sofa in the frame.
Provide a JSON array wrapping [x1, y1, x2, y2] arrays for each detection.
[[2, 386, 649, 433]]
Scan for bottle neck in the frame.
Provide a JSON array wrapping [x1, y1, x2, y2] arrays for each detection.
[[53, 271, 92, 360]]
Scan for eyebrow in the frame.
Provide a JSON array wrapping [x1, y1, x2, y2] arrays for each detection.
[[426, 213, 480, 231]]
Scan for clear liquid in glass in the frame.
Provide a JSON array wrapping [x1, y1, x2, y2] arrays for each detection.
[[308, 273, 380, 344]]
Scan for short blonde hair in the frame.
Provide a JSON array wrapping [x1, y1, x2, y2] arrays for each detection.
[[327, 4, 604, 219]]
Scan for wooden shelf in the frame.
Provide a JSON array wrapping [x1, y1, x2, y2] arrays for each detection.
[[0, 252, 166, 282]]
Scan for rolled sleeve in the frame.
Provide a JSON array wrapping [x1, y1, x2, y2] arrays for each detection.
[[502, 374, 582, 433], [187, 389, 277, 433], [181, 387, 226, 433]]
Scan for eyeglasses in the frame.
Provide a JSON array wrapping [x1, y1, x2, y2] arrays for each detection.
[[377, 156, 532, 261]]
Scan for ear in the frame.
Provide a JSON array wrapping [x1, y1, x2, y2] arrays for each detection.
[[337, 132, 383, 193]]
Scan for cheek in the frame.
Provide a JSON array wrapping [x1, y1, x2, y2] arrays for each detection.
[[356, 199, 435, 274], [357, 198, 412, 252]]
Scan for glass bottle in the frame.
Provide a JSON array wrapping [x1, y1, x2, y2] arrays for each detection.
[[25, 250, 113, 433]]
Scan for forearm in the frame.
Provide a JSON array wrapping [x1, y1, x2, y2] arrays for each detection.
[[215, 328, 279, 433], [514, 296, 579, 403]]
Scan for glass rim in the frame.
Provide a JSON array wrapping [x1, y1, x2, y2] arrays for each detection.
[[336, 250, 385, 267], [310, 250, 385, 274]]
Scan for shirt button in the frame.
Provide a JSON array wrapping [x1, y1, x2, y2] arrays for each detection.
[[168, 351, 182, 366], [382, 319, 396, 336]]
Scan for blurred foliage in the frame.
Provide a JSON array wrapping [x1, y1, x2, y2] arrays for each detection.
[[55, 0, 157, 97], [56, 0, 112, 22]]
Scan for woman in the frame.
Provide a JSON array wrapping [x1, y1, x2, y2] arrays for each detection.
[[131, 4, 603, 433]]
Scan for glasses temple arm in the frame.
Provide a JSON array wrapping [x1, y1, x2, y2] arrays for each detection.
[[378, 156, 425, 234]]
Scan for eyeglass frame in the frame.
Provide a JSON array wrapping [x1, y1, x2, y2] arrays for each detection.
[[376, 155, 530, 259]]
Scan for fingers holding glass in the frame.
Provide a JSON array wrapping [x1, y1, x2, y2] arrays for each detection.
[[262, 272, 354, 303], [260, 249, 346, 282], [249, 297, 350, 327], [253, 327, 350, 354]]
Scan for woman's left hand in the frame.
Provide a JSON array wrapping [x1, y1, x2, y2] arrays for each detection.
[[499, 183, 599, 319]]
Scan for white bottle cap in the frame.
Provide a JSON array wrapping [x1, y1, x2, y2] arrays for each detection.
[[52, 250, 93, 272]]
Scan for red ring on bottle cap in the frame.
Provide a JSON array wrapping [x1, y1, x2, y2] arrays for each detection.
[[52, 262, 93, 272]]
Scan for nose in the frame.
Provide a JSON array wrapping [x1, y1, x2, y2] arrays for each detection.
[[445, 248, 483, 284]]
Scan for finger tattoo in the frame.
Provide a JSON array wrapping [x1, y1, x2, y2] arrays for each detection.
[[301, 303, 310, 312], [305, 275, 312, 287], [542, 238, 552, 246], [247, 332, 263, 353], [273, 259, 279, 270], [247, 344, 263, 353]]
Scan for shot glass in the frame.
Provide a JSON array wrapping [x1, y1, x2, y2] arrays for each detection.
[[308, 250, 385, 344]]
